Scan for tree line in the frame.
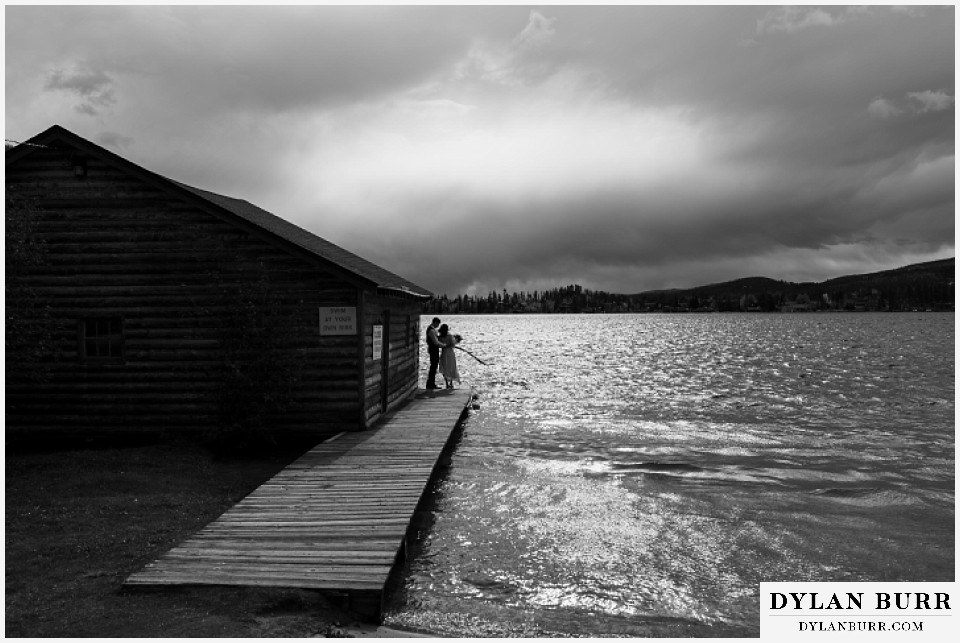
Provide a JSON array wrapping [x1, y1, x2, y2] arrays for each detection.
[[423, 259, 955, 315]]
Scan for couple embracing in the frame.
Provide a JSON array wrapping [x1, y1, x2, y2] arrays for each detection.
[[425, 317, 462, 390]]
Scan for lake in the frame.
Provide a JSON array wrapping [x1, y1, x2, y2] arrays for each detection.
[[384, 314, 954, 637]]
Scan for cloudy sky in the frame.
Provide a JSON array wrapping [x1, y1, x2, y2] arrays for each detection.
[[5, 4, 955, 296]]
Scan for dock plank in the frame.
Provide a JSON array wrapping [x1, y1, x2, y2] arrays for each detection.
[[124, 388, 472, 621]]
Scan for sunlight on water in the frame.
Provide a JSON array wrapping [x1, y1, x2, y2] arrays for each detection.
[[385, 314, 954, 637]]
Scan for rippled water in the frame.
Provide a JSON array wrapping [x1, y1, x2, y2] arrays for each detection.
[[385, 314, 955, 637]]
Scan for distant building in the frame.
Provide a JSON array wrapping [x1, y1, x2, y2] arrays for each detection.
[[6, 125, 432, 441]]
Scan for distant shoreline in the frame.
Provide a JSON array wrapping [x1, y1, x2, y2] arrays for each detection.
[[424, 258, 954, 315]]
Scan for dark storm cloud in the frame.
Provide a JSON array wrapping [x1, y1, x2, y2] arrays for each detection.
[[353, 146, 953, 296], [8, 5, 488, 193], [44, 66, 115, 115], [16, 6, 471, 110], [5, 5, 953, 296]]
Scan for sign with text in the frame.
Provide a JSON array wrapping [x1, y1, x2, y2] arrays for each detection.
[[319, 306, 356, 336], [372, 325, 383, 360]]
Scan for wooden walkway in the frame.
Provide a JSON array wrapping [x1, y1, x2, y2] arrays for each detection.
[[124, 388, 473, 621]]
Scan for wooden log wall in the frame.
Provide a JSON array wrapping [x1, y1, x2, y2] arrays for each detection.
[[6, 148, 370, 440], [361, 296, 422, 428]]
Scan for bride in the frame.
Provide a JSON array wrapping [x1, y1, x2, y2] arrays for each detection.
[[437, 324, 462, 389]]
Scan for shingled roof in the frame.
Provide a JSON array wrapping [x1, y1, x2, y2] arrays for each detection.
[[8, 125, 433, 300]]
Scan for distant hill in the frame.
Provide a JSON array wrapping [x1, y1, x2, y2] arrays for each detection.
[[638, 276, 786, 298], [632, 258, 954, 312], [425, 258, 954, 314]]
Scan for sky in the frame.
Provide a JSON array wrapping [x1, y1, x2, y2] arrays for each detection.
[[5, 3, 955, 297]]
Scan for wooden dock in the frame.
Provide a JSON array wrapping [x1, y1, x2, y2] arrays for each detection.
[[124, 388, 473, 621]]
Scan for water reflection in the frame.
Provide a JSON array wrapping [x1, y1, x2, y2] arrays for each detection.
[[385, 314, 954, 637]]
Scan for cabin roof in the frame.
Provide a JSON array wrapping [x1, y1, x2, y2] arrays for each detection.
[[7, 125, 433, 300]]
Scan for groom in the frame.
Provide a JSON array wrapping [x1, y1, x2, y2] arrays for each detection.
[[425, 317, 442, 390]]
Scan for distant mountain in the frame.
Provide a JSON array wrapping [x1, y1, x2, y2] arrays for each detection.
[[632, 258, 954, 312]]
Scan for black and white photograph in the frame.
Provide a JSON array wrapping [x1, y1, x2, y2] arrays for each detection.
[[5, 3, 955, 639]]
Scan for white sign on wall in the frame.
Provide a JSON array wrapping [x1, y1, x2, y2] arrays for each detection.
[[319, 306, 357, 336], [372, 324, 384, 360]]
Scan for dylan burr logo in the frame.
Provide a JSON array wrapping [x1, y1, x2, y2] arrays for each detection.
[[760, 583, 955, 639]]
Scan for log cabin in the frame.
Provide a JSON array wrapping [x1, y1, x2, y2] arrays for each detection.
[[5, 125, 433, 443]]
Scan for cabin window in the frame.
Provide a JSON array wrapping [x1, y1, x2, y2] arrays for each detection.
[[80, 318, 124, 361]]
